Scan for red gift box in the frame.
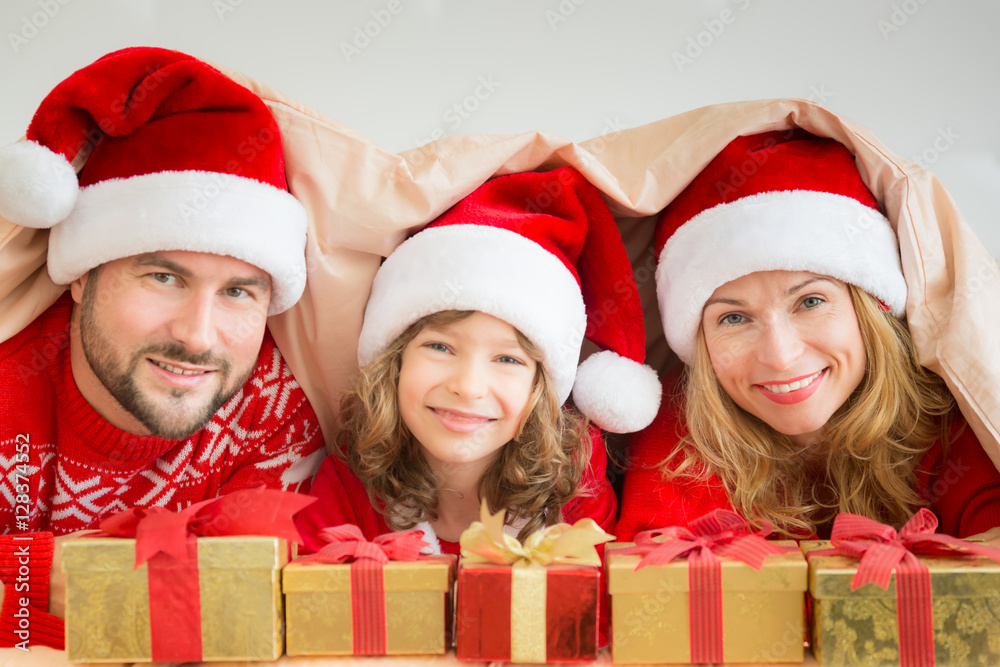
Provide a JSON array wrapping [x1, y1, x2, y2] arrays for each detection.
[[453, 500, 613, 663], [457, 561, 600, 662]]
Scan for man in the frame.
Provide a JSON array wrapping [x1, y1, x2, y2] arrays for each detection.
[[0, 47, 325, 649]]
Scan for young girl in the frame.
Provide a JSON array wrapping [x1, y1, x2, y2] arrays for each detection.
[[296, 166, 661, 554], [617, 130, 1000, 542]]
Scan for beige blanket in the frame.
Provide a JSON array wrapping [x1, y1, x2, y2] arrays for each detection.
[[3, 68, 997, 472]]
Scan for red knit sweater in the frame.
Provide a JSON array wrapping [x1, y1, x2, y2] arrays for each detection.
[[617, 373, 1000, 543], [0, 294, 326, 649]]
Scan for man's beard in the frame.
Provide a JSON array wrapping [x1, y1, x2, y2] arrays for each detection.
[[79, 277, 254, 440]]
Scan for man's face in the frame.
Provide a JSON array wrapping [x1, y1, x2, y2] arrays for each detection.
[[71, 250, 272, 439]]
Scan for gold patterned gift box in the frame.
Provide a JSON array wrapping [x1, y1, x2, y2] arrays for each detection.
[[607, 540, 808, 664], [282, 553, 455, 656], [62, 535, 287, 663], [802, 540, 1000, 666]]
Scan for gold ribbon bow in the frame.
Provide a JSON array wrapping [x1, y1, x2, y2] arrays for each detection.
[[460, 499, 614, 567], [458, 500, 614, 663]]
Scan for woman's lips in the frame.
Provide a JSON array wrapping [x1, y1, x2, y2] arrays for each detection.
[[755, 369, 827, 405]]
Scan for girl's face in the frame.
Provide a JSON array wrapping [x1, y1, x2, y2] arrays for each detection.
[[700, 270, 867, 447], [398, 311, 537, 471]]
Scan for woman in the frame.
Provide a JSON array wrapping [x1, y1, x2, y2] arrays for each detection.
[[617, 129, 1000, 541]]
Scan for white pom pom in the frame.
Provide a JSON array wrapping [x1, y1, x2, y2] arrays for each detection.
[[0, 140, 78, 228], [572, 350, 662, 434]]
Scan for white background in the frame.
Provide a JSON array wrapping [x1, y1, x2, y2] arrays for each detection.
[[1, 0, 997, 257]]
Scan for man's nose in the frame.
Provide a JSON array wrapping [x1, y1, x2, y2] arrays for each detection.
[[168, 292, 218, 355]]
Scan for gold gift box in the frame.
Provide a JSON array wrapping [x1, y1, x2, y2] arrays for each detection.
[[802, 540, 1000, 666], [282, 555, 454, 656], [607, 541, 808, 664], [61, 536, 287, 663]]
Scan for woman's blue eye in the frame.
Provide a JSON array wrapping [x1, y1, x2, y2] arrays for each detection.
[[801, 297, 823, 309], [721, 314, 744, 325]]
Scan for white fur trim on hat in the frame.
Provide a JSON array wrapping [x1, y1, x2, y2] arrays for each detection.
[[358, 225, 586, 404], [0, 140, 78, 228], [657, 189, 907, 365], [572, 350, 661, 433], [47, 170, 308, 315]]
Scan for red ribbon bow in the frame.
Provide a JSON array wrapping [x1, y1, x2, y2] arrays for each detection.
[[298, 524, 429, 565], [93, 487, 315, 663], [816, 509, 1000, 667], [619, 510, 789, 663], [297, 525, 432, 655], [98, 486, 316, 566]]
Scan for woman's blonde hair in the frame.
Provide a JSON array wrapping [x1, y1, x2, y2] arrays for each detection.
[[667, 285, 955, 536], [339, 310, 591, 542]]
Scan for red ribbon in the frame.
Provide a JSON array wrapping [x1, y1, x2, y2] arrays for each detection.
[[618, 510, 789, 664], [810, 509, 1000, 667], [95, 487, 315, 663], [298, 525, 430, 655]]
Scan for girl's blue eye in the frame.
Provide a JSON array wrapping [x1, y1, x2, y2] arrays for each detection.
[[426, 342, 449, 353], [498, 355, 523, 365], [721, 314, 744, 326]]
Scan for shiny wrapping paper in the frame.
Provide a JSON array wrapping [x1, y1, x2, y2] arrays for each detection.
[[282, 555, 454, 656], [607, 541, 808, 664], [61, 536, 287, 662], [455, 561, 600, 663], [803, 540, 1000, 666]]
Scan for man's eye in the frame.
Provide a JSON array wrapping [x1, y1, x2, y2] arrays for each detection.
[[225, 287, 247, 298], [152, 273, 174, 284]]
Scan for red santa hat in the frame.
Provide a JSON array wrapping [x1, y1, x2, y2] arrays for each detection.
[[0, 46, 307, 315], [358, 166, 661, 434], [655, 130, 907, 364]]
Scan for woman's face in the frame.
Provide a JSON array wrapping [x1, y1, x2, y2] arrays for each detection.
[[700, 270, 867, 446], [397, 311, 537, 473]]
